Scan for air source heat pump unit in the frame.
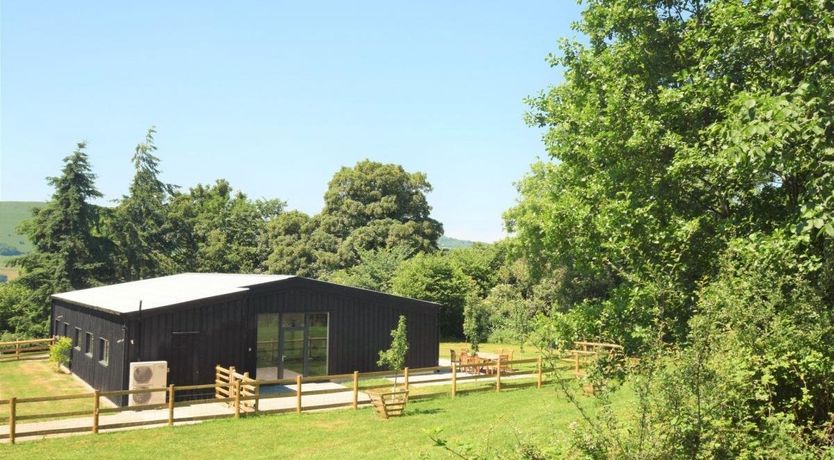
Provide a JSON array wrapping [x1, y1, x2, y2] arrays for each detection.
[[128, 361, 168, 407]]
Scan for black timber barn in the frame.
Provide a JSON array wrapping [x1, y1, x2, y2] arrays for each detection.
[[50, 274, 439, 403]]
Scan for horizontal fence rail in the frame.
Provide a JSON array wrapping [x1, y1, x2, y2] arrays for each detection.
[[0, 337, 55, 361], [1, 348, 618, 444]]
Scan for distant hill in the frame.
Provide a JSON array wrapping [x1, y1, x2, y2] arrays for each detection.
[[0, 201, 44, 267], [438, 235, 479, 249]]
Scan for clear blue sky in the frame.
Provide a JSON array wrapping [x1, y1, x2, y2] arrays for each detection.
[[1, 1, 583, 242]]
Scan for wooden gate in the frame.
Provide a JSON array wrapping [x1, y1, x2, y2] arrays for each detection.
[[215, 365, 258, 412]]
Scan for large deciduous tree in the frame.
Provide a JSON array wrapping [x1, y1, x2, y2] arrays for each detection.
[[326, 245, 414, 292], [507, 0, 834, 349], [264, 160, 444, 277], [167, 180, 284, 273], [391, 253, 477, 339], [320, 160, 443, 265], [263, 211, 340, 277], [508, 0, 834, 455]]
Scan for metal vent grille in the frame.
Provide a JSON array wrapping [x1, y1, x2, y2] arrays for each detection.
[[133, 366, 153, 384], [132, 391, 152, 405]]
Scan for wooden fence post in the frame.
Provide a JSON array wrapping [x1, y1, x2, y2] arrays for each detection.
[[229, 366, 236, 403], [496, 356, 501, 392], [234, 381, 241, 419], [8, 397, 16, 445], [574, 351, 580, 375], [451, 363, 457, 398], [537, 356, 543, 389], [167, 385, 175, 426], [352, 371, 359, 409], [254, 381, 260, 414], [15, 342, 20, 360], [214, 366, 220, 399], [92, 390, 100, 434], [403, 367, 409, 391], [242, 371, 250, 413], [296, 375, 302, 414]]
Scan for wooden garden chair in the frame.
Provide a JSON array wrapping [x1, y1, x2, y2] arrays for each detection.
[[460, 353, 484, 374], [498, 353, 511, 374]]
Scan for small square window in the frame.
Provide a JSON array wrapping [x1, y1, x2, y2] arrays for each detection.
[[98, 338, 109, 366], [84, 332, 93, 357], [74, 328, 82, 350]]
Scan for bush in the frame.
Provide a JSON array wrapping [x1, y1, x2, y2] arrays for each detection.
[[392, 253, 478, 339], [0, 281, 49, 338], [49, 336, 72, 371], [561, 234, 834, 458]]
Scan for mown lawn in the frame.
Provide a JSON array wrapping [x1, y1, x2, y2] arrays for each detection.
[[1, 383, 633, 459], [0, 356, 97, 422]]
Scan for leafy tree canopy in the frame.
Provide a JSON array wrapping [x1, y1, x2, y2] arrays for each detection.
[[265, 160, 444, 277], [167, 179, 285, 273], [508, 0, 834, 455], [392, 253, 478, 339], [321, 160, 443, 263], [507, 0, 834, 348], [327, 245, 414, 292]]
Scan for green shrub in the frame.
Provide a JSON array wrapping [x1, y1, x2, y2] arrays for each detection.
[[49, 336, 72, 371], [561, 235, 834, 458]]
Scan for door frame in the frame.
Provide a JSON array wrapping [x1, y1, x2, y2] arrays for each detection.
[[256, 312, 330, 379], [278, 314, 306, 378], [303, 312, 330, 377]]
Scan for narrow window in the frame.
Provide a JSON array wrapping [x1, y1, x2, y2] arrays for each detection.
[[63, 322, 69, 337], [84, 332, 93, 357], [74, 328, 82, 349], [98, 338, 109, 365], [55, 320, 61, 336]]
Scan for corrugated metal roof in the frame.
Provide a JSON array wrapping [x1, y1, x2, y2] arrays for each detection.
[[52, 273, 294, 314]]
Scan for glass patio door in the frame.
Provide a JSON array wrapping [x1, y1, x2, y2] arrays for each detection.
[[307, 313, 329, 376], [280, 314, 306, 378], [256, 313, 280, 380], [257, 312, 329, 379]]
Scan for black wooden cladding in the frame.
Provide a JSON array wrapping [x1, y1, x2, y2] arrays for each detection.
[[51, 302, 127, 405], [51, 277, 438, 405]]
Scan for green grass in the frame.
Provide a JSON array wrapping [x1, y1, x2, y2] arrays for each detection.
[[0, 381, 633, 458], [0, 356, 95, 421], [0, 201, 43, 269]]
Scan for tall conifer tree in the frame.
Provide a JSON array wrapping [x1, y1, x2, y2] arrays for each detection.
[[112, 127, 175, 280], [13, 142, 108, 334]]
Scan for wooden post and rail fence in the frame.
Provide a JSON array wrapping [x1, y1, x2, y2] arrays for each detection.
[[0, 337, 55, 361], [0, 339, 622, 444]]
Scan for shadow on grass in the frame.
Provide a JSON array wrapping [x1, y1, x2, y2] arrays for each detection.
[[408, 407, 443, 416]]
